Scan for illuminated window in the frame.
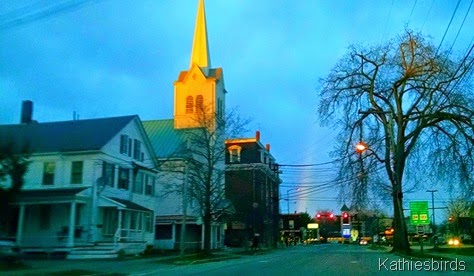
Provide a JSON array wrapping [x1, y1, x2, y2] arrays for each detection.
[[228, 145, 242, 163], [195, 95, 204, 113], [42, 162, 56, 185], [186, 96, 194, 114]]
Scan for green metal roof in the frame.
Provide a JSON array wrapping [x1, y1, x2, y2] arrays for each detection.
[[142, 119, 188, 159]]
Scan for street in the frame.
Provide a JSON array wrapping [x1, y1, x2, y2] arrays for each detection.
[[3, 243, 474, 275]]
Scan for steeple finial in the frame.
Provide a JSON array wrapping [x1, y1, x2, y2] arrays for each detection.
[[190, 0, 211, 71]]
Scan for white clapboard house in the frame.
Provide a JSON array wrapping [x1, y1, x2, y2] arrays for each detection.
[[0, 102, 158, 258]]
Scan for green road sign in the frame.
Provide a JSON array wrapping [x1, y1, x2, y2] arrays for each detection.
[[410, 201, 430, 225]]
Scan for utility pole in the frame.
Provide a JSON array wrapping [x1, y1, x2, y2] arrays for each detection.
[[427, 189, 437, 248]]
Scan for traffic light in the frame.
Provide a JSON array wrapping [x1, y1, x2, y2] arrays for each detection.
[[328, 213, 335, 219], [316, 213, 321, 220], [342, 212, 350, 224]]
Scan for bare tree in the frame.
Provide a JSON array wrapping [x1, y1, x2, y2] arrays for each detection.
[[0, 144, 29, 235], [318, 30, 474, 254], [157, 106, 249, 255]]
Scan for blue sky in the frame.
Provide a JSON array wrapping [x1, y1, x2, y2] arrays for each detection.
[[1, 0, 473, 220]]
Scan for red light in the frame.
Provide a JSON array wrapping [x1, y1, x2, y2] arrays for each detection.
[[329, 213, 334, 219], [343, 212, 348, 218], [316, 213, 321, 219]]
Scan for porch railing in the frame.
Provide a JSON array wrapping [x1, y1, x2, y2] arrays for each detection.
[[113, 228, 145, 246]]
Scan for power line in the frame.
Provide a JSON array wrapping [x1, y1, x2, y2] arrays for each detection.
[[436, 0, 462, 55], [0, 0, 98, 31], [407, 0, 418, 25], [380, 0, 394, 44], [278, 159, 341, 167], [422, 0, 436, 31], [448, 0, 473, 54]]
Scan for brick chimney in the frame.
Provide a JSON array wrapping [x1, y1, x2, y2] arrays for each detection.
[[256, 131, 260, 141], [266, 144, 270, 152], [20, 100, 33, 124]]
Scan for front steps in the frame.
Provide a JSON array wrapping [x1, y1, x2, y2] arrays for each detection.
[[67, 243, 118, 259]]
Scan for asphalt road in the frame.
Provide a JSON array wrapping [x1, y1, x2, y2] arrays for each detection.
[[3, 244, 474, 275], [150, 244, 474, 276]]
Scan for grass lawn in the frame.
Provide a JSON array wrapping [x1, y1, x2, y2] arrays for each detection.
[[429, 246, 474, 256], [157, 252, 241, 265]]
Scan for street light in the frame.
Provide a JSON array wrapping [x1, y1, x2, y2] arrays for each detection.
[[355, 141, 368, 153], [355, 141, 385, 163], [287, 188, 300, 214]]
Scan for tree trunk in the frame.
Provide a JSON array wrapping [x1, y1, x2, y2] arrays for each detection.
[[203, 212, 212, 255], [391, 183, 411, 254]]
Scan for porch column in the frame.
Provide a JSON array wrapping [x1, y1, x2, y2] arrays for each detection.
[[16, 204, 25, 246], [67, 202, 77, 247], [117, 209, 122, 242]]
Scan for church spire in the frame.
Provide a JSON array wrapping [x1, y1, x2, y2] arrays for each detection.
[[190, 0, 211, 71]]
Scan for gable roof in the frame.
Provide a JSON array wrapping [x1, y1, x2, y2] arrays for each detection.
[[0, 115, 136, 154], [176, 67, 223, 82], [142, 119, 188, 159]]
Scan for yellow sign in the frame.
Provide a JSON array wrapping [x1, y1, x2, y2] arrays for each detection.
[[307, 223, 319, 229]]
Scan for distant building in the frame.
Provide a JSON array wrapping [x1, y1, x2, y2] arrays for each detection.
[[0, 102, 158, 258], [225, 131, 281, 247]]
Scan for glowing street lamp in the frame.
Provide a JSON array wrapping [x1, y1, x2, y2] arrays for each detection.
[[355, 141, 368, 153], [355, 141, 385, 163]]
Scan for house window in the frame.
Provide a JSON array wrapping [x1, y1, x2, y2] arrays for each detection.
[[120, 135, 129, 154], [102, 162, 115, 187], [128, 138, 133, 157], [186, 96, 194, 114], [133, 139, 141, 160], [144, 212, 153, 232], [228, 146, 241, 163], [155, 224, 172, 239], [145, 175, 155, 196], [118, 167, 130, 190], [130, 212, 138, 229], [133, 172, 144, 194], [71, 161, 83, 184], [42, 162, 56, 185], [195, 95, 204, 113], [102, 208, 118, 235]]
